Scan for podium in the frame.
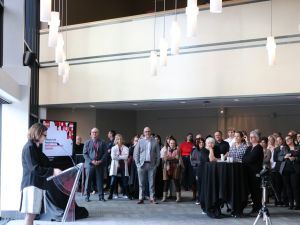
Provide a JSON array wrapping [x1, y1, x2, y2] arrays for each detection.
[[41, 163, 88, 222]]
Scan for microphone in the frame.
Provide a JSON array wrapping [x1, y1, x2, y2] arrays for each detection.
[[56, 142, 76, 167], [46, 143, 80, 181]]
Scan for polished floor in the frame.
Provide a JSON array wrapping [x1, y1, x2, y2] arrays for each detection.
[[4, 192, 300, 225]]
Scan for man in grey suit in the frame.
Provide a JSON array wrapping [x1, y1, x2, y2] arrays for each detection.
[[134, 127, 161, 204], [83, 127, 108, 202]]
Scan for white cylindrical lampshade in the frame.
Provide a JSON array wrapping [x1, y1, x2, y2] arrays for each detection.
[[40, 0, 52, 22], [55, 47, 66, 64], [266, 36, 276, 66], [62, 63, 70, 84], [48, 12, 60, 47], [186, 0, 199, 37], [187, 0, 197, 7], [48, 27, 59, 47], [150, 51, 158, 76], [55, 33, 65, 63], [159, 38, 168, 66], [210, 0, 222, 13], [56, 33, 64, 48], [58, 62, 65, 76], [48, 11, 60, 27], [170, 21, 181, 55]]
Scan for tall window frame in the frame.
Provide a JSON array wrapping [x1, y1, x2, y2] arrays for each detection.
[[0, 0, 4, 67], [24, 0, 40, 126]]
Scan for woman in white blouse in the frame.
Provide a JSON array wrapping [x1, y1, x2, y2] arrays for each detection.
[[108, 134, 129, 200]]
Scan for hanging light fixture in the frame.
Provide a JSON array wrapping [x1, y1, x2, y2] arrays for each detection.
[[150, 50, 158, 76], [160, 0, 168, 66], [48, 11, 60, 47], [150, 0, 158, 76], [55, 33, 66, 63], [40, 0, 52, 22], [185, 0, 199, 37], [266, 0, 276, 66], [62, 62, 70, 83], [210, 0, 222, 14], [170, 0, 181, 55], [61, 0, 70, 83]]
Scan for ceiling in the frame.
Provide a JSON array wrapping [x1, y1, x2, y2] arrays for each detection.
[[52, 0, 236, 26], [43, 94, 300, 111]]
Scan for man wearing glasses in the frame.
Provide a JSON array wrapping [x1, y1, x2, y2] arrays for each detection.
[[134, 127, 161, 204]]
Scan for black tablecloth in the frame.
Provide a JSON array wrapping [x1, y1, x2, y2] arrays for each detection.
[[201, 162, 248, 218]]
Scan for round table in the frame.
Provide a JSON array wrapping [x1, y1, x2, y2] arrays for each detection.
[[201, 161, 248, 218]]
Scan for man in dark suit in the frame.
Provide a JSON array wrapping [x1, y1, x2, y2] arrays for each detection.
[[83, 128, 108, 202]]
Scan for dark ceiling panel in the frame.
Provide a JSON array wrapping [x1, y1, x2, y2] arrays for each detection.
[[52, 0, 216, 26]]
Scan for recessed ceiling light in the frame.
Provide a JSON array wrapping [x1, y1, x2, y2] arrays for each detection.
[[233, 99, 240, 102], [132, 103, 138, 106], [179, 101, 186, 104], [89, 105, 95, 108]]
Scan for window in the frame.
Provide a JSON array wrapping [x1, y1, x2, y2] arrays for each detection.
[[0, 0, 4, 67]]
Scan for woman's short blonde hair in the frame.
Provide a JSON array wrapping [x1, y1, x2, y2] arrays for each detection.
[[27, 123, 48, 143], [114, 134, 125, 145]]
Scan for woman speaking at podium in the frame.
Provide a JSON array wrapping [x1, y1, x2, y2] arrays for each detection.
[[20, 123, 62, 225]]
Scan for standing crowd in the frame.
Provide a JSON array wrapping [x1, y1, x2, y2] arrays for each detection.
[[20, 123, 300, 225], [78, 126, 300, 212]]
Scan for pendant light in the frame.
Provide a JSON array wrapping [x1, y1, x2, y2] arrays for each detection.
[[55, 33, 66, 63], [48, 11, 60, 47], [266, 0, 276, 66], [40, 0, 52, 22], [160, 0, 168, 66], [170, 0, 181, 55], [210, 0, 222, 14], [185, 0, 199, 37], [62, 0, 70, 83], [150, 0, 158, 76]]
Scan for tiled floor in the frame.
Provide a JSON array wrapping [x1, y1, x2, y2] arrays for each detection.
[[4, 192, 300, 225]]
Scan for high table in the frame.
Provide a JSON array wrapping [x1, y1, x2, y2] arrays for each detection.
[[201, 161, 248, 218]]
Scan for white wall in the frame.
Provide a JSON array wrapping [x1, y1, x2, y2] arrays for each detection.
[[39, 0, 300, 105], [0, 0, 31, 214], [1, 87, 30, 212]]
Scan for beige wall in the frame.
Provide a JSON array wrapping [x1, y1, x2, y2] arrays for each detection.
[[96, 110, 137, 142], [39, 0, 300, 105], [45, 105, 300, 144], [46, 108, 137, 142], [136, 108, 219, 143], [225, 105, 300, 136]]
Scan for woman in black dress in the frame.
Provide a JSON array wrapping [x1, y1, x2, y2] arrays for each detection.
[[280, 135, 300, 209], [20, 123, 61, 225], [242, 130, 264, 214]]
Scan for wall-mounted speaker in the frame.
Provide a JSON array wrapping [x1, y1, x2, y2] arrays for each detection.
[[23, 51, 35, 66]]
